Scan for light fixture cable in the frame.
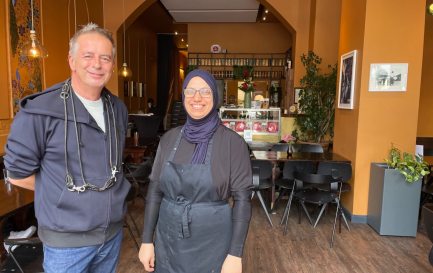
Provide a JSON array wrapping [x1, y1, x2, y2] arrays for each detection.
[[119, 0, 132, 78], [21, 0, 48, 58]]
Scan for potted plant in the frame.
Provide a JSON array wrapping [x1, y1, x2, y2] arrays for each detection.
[[294, 51, 337, 145], [367, 145, 430, 236]]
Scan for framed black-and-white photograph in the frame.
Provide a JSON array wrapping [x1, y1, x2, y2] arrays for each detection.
[[338, 50, 357, 109], [368, 63, 408, 92], [294, 87, 302, 104]]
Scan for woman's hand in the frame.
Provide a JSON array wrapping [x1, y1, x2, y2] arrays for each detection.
[[138, 243, 155, 272], [221, 254, 242, 273]]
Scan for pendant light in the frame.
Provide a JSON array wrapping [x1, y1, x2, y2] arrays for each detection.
[[119, 0, 132, 78], [21, 0, 48, 58]]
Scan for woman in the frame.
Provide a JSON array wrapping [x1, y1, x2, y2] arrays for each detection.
[[139, 69, 252, 273]]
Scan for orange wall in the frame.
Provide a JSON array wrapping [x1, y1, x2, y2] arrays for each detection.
[[333, 0, 367, 214], [418, 1, 433, 136], [335, 0, 426, 216], [312, 0, 341, 70], [263, 0, 341, 80], [188, 23, 292, 53], [264, 0, 311, 85], [42, 0, 104, 88], [0, 0, 11, 153]]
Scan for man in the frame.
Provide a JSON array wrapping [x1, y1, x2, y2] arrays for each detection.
[[4, 23, 130, 273]]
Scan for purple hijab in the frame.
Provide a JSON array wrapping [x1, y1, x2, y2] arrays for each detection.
[[182, 69, 221, 164]]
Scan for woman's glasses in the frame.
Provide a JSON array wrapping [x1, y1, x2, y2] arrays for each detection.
[[183, 88, 212, 98]]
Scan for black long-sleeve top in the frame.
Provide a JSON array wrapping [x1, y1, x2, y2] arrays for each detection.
[[141, 125, 253, 257]]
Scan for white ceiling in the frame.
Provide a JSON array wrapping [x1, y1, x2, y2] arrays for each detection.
[[160, 0, 261, 23]]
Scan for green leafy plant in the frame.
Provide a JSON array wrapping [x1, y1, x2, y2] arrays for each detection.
[[295, 51, 337, 143], [385, 145, 430, 183], [186, 65, 198, 74], [233, 65, 254, 80]]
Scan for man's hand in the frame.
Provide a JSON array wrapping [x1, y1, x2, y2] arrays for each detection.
[[221, 254, 242, 273], [8, 174, 35, 191], [139, 243, 155, 272]]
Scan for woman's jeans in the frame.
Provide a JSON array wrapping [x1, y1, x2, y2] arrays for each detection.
[[43, 230, 123, 273]]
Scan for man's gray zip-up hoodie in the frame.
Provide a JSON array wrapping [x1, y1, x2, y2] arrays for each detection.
[[4, 81, 131, 247]]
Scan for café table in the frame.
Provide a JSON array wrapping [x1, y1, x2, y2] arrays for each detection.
[[251, 150, 351, 209], [247, 141, 275, 152], [0, 179, 34, 265]]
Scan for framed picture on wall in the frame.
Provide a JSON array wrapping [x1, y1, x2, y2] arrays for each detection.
[[338, 50, 357, 109], [368, 63, 408, 92], [294, 87, 302, 104]]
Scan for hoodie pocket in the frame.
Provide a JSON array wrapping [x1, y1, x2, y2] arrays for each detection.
[[54, 177, 110, 231]]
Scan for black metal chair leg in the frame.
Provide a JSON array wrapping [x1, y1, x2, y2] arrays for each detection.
[[280, 188, 294, 225], [8, 245, 25, 273], [429, 246, 433, 265], [274, 189, 287, 210], [300, 202, 313, 225], [283, 190, 294, 235], [127, 210, 141, 238], [256, 191, 273, 227], [313, 204, 328, 228], [125, 219, 140, 250], [330, 200, 339, 248]]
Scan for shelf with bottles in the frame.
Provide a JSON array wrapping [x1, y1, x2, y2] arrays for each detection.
[[219, 107, 281, 137], [187, 53, 287, 80]]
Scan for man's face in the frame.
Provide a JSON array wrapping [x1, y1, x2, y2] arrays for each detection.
[[68, 32, 114, 93]]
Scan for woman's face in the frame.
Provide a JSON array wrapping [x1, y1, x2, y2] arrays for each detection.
[[184, 77, 214, 120]]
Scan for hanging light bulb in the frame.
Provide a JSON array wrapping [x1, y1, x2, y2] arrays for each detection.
[[120, 62, 132, 78], [119, 0, 132, 78], [21, 0, 48, 59]]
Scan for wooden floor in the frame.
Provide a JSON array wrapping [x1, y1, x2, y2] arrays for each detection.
[[118, 198, 433, 273]]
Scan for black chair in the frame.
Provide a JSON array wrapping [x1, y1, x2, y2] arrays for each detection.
[[129, 115, 162, 151], [251, 159, 274, 227], [3, 236, 43, 273], [421, 145, 433, 206], [0, 155, 4, 179], [274, 161, 315, 220], [123, 163, 151, 250], [282, 171, 343, 247], [317, 161, 352, 232], [270, 143, 289, 152], [124, 157, 153, 199], [292, 143, 324, 153], [422, 203, 433, 265]]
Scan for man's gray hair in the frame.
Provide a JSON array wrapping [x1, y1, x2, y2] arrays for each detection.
[[69, 22, 116, 58]]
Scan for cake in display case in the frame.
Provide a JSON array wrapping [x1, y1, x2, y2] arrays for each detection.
[[219, 107, 281, 142]]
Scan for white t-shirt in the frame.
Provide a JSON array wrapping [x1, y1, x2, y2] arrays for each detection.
[[74, 92, 106, 133]]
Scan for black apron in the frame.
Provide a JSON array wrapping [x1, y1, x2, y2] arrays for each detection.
[[154, 130, 232, 273]]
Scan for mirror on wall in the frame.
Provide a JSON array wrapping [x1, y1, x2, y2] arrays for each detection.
[[224, 80, 269, 107]]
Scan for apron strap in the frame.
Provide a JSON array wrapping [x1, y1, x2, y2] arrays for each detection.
[[181, 203, 192, 238], [167, 129, 184, 161], [174, 196, 192, 239]]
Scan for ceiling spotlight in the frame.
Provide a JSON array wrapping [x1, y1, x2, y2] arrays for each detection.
[[181, 38, 184, 42], [265, 9, 269, 14], [186, 44, 189, 48], [174, 31, 178, 35], [262, 16, 266, 21]]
